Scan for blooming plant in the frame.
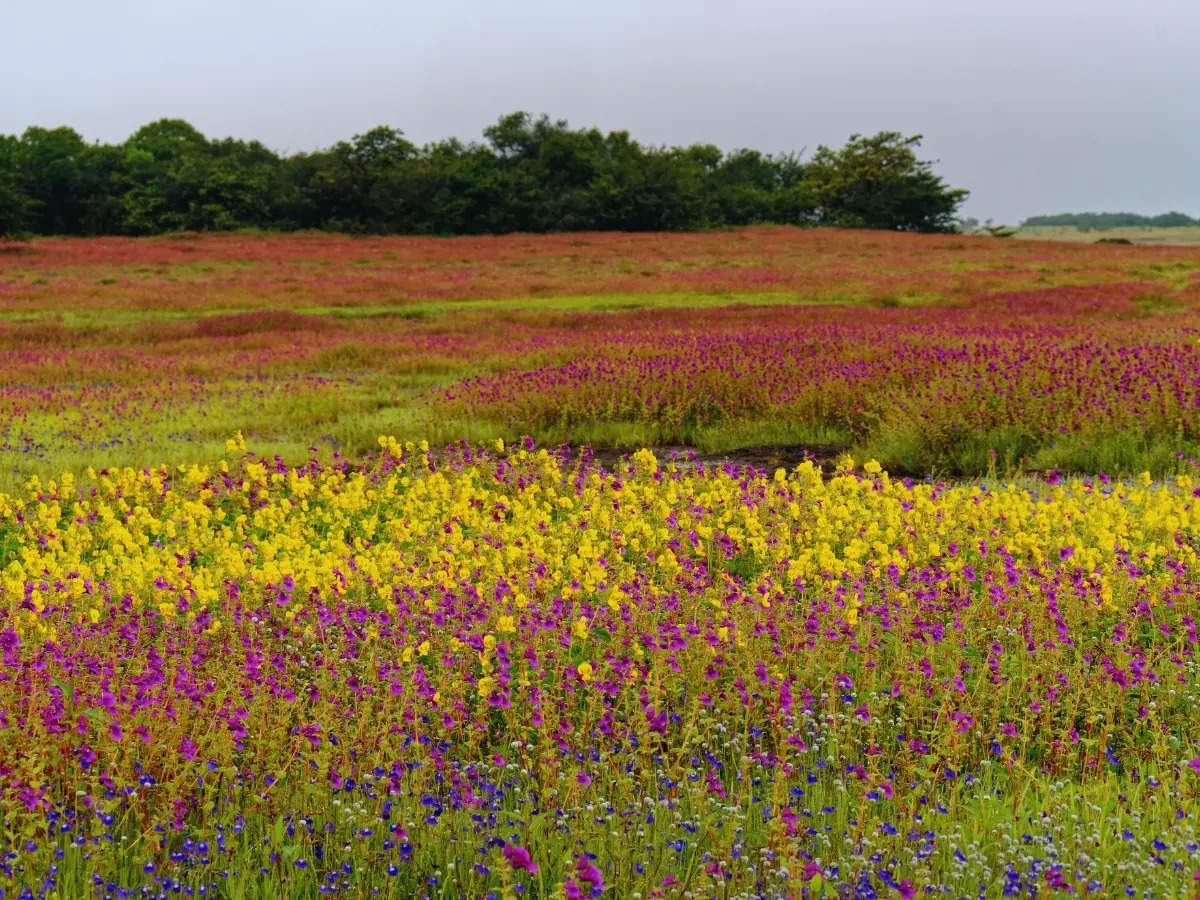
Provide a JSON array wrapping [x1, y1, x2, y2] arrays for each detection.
[[0, 439, 1198, 896]]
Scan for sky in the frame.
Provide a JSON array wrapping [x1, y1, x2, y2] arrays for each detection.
[[3, 0, 1198, 224]]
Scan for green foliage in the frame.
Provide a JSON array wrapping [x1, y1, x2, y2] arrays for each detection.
[[800, 132, 968, 232], [12, 126, 93, 235], [0, 114, 970, 236], [1023, 210, 1199, 229], [0, 135, 33, 238]]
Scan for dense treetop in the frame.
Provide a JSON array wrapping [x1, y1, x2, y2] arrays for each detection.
[[1022, 211, 1199, 229], [0, 113, 967, 237]]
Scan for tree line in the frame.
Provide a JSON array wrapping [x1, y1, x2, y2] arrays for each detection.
[[1022, 211, 1198, 230], [0, 113, 968, 238]]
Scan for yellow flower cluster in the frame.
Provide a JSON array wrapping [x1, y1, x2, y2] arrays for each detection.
[[1, 444, 1194, 641]]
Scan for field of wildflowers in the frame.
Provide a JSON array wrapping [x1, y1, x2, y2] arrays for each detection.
[[2, 228, 1200, 897], [3, 228, 1200, 483], [2, 439, 1200, 897]]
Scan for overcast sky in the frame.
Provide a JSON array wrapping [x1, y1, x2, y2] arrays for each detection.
[[4, 0, 1198, 224]]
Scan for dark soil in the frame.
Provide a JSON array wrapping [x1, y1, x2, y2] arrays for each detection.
[[584, 443, 851, 475]]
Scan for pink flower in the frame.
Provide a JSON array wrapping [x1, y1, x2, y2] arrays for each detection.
[[502, 843, 538, 873], [575, 856, 604, 890], [1187, 757, 1200, 774]]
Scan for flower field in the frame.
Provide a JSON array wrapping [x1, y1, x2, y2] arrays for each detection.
[[3, 228, 1200, 485], [2, 228, 1200, 897], [2, 440, 1200, 897]]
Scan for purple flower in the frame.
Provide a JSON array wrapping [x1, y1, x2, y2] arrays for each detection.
[[575, 856, 604, 890], [502, 844, 538, 873]]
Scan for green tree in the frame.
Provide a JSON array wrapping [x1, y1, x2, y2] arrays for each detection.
[[16, 126, 92, 234], [0, 134, 33, 238], [0, 114, 972, 236], [299, 126, 418, 232], [118, 119, 214, 233], [1021, 211, 1197, 230], [802, 132, 967, 232]]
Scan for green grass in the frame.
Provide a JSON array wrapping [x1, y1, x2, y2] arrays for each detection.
[[0, 291, 833, 328], [1018, 224, 1200, 245], [8, 745, 1197, 897]]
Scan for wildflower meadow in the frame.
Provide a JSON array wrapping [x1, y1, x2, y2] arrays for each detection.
[[1, 228, 1200, 898]]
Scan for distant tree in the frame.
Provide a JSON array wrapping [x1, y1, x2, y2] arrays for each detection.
[[118, 119, 214, 233], [126, 118, 209, 163], [1149, 211, 1197, 227], [801, 132, 968, 232], [417, 140, 511, 234], [0, 134, 33, 238], [1022, 211, 1198, 230], [15, 126, 92, 234], [710, 149, 785, 225], [300, 126, 419, 232], [0, 113, 972, 237], [75, 143, 127, 234]]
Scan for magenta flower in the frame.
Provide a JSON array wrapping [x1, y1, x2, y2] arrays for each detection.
[[1188, 757, 1200, 774], [575, 856, 604, 890], [502, 843, 538, 873], [178, 736, 198, 761]]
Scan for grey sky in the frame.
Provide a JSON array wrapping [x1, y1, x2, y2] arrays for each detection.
[[4, 0, 1198, 224]]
